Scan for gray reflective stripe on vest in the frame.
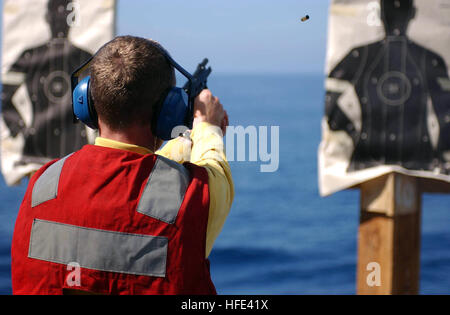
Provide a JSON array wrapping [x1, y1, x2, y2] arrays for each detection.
[[137, 155, 190, 224], [29, 219, 168, 277], [31, 154, 72, 208]]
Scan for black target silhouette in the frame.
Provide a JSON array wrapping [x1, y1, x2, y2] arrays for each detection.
[[325, 0, 450, 173], [1, 0, 92, 165]]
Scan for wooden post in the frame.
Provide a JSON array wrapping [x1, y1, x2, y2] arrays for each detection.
[[356, 172, 421, 295]]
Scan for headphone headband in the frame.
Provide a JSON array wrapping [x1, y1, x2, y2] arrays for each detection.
[[71, 40, 194, 102]]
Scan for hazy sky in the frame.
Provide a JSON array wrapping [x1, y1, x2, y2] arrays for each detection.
[[0, 0, 331, 74], [116, 0, 331, 74]]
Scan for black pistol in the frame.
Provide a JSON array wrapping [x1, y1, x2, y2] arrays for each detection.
[[183, 58, 212, 128]]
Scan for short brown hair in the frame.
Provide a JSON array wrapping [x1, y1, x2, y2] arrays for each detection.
[[90, 36, 174, 130]]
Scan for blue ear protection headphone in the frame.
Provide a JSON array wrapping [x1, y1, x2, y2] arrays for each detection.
[[71, 41, 196, 140]]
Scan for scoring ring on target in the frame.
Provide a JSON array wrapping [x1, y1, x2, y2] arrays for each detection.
[[376, 71, 412, 106], [43, 70, 71, 104]]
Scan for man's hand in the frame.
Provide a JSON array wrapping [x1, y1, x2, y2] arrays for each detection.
[[193, 89, 228, 136]]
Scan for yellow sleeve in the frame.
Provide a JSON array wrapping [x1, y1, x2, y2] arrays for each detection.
[[157, 122, 234, 258], [156, 136, 192, 164], [190, 122, 234, 258]]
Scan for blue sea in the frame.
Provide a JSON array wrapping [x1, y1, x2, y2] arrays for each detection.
[[0, 74, 449, 294]]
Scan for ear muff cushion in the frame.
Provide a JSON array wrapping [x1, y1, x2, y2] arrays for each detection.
[[155, 87, 189, 140], [72, 76, 98, 129]]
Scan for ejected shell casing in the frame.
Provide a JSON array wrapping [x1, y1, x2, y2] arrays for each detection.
[[301, 15, 309, 22]]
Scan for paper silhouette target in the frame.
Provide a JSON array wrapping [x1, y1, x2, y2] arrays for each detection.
[[2, 1, 92, 161], [1, 0, 116, 185], [319, 0, 450, 196]]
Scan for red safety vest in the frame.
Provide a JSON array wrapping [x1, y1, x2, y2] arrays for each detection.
[[11, 145, 216, 295]]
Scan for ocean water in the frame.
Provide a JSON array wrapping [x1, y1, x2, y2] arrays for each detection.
[[0, 74, 449, 294]]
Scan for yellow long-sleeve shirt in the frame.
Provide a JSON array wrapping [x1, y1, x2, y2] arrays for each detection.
[[95, 122, 234, 258]]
